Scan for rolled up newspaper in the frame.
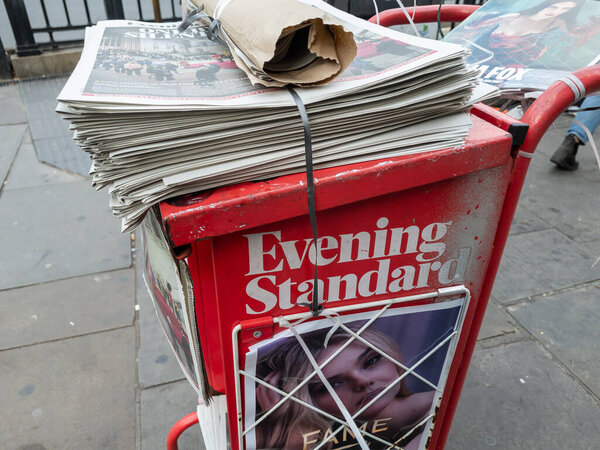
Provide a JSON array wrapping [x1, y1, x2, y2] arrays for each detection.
[[186, 0, 357, 86]]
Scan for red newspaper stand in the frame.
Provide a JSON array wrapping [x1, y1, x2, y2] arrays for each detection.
[[159, 55, 599, 449]]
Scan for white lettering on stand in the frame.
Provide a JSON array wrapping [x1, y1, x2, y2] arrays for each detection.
[[243, 218, 471, 314]]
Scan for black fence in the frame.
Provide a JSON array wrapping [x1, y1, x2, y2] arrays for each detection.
[[0, 36, 12, 80], [3, 0, 181, 57]]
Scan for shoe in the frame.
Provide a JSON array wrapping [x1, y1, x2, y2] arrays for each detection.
[[550, 135, 579, 171]]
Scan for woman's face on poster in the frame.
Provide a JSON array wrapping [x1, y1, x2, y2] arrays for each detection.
[[533, 2, 577, 20], [309, 341, 402, 419]]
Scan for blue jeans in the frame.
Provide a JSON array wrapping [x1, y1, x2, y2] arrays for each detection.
[[567, 95, 600, 144]]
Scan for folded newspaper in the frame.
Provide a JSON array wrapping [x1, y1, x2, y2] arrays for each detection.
[[183, 0, 357, 86], [57, 0, 497, 232]]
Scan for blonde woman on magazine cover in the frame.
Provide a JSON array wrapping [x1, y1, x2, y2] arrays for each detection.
[[254, 324, 435, 450]]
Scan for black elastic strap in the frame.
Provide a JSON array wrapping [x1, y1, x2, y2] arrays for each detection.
[[436, 3, 445, 40], [287, 86, 321, 316], [178, 5, 206, 33]]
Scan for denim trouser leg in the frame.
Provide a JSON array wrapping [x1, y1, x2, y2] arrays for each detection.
[[567, 95, 600, 144]]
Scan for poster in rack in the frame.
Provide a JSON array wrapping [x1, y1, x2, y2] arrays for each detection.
[[142, 208, 203, 394], [243, 298, 469, 450]]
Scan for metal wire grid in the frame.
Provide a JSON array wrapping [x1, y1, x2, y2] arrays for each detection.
[[232, 286, 470, 450]]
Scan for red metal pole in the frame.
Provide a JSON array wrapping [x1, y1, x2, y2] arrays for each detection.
[[368, 4, 479, 27], [166, 412, 198, 450], [434, 65, 600, 449]]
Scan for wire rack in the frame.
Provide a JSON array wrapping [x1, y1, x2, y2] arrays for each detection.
[[232, 285, 471, 450]]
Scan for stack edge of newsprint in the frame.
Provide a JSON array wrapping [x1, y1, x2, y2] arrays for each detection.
[[57, 0, 497, 232]]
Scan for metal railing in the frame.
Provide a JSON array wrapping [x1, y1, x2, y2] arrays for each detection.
[[3, 0, 181, 57], [0, 36, 12, 79]]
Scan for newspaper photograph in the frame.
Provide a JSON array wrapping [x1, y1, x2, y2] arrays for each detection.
[[85, 24, 258, 99], [444, 0, 600, 93], [243, 299, 468, 450]]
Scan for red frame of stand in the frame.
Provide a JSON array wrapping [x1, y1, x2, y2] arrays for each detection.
[[163, 3, 600, 448]]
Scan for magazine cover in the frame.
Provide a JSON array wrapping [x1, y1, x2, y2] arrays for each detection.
[[243, 299, 467, 450], [142, 208, 203, 394], [444, 0, 600, 92]]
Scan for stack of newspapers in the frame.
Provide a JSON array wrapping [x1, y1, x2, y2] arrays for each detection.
[[57, 2, 496, 231]]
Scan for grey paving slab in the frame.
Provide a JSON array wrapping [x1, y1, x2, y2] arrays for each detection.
[[517, 122, 600, 243], [0, 124, 26, 185], [4, 142, 83, 191], [0, 84, 28, 125], [136, 231, 186, 388], [34, 135, 92, 177], [509, 284, 600, 397], [477, 298, 517, 341], [28, 116, 65, 140], [0, 327, 136, 449], [140, 380, 204, 450], [509, 202, 550, 236], [446, 341, 600, 450], [18, 78, 68, 121], [23, 128, 32, 144], [18, 77, 90, 176], [0, 180, 131, 290], [582, 238, 600, 264], [0, 268, 134, 350], [492, 228, 600, 303], [138, 277, 187, 387]]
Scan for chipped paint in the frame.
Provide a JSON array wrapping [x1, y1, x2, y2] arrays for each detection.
[[334, 169, 361, 178]]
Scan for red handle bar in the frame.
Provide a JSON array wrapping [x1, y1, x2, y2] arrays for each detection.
[[521, 66, 600, 152], [368, 4, 479, 26], [166, 412, 198, 450]]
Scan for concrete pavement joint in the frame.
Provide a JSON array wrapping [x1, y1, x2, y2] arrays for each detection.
[[0, 72, 75, 86], [0, 125, 27, 197], [0, 264, 135, 293], [502, 317, 600, 408], [497, 278, 600, 308], [0, 322, 135, 353], [473, 334, 600, 409], [132, 233, 144, 450]]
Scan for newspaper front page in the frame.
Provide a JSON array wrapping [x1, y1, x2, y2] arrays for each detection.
[[59, 2, 473, 108]]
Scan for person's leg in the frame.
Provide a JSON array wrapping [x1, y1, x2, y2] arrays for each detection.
[[566, 95, 600, 144], [551, 95, 600, 170]]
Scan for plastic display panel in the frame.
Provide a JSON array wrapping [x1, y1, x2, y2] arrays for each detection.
[[142, 208, 205, 395], [234, 286, 470, 450]]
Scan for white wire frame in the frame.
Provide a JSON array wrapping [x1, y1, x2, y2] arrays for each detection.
[[232, 285, 471, 450]]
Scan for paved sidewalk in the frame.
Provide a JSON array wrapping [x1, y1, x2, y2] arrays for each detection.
[[1, 79, 599, 450]]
